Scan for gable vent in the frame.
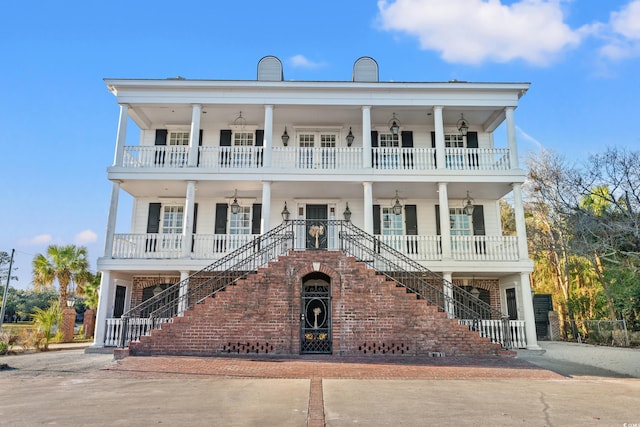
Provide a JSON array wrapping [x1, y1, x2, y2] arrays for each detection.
[[352, 57, 378, 82], [257, 56, 284, 81]]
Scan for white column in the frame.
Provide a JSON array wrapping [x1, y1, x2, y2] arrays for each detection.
[[92, 270, 112, 347], [178, 270, 190, 316], [505, 107, 519, 169], [261, 181, 272, 232], [103, 181, 121, 258], [433, 106, 446, 170], [362, 106, 372, 168], [363, 182, 373, 234], [181, 181, 196, 258], [511, 183, 529, 260], [438, 182, 452, 259], [443, 272, 454, 318], [520, 272, 541, 349], [263, 105, 273, 167], [188, 104, 201, 167], [113, 104, 128, 166]]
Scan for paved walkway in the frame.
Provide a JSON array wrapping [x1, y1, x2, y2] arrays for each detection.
[[1, 343, 639, 426]]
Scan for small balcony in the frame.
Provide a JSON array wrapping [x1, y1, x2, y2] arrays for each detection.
[[110, 232, 520, 262], [119, 146, 512, 172]]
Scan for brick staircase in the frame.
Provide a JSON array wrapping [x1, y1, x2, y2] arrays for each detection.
[[128, 251, 504, 357]]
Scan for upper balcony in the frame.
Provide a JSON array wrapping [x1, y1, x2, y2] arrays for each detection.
[[116, 145, 512, 173]]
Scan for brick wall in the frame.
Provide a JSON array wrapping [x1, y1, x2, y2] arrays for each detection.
[[129, 251, 503, 357]]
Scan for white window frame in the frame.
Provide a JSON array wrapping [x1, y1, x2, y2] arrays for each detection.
[[296, 129, 339, 169], [167, 131, 190, 166], [161, 205, 184, 249]]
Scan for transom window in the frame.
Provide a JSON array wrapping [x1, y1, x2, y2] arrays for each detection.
[[233, 132, 254, 146], [445, 134, 465, 148], [168, 131, 190, 146], [229, 206, 251, 235], [379, 133, 399, 147], [450, 207, 471, 236]]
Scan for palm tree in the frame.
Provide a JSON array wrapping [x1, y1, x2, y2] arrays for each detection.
[[32, 245, 90, 308]]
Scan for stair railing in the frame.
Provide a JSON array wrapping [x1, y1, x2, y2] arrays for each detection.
[[337, 221, 512, 347], [118, 221, 294, 347]]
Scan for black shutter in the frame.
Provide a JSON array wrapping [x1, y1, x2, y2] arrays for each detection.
[[405, 205, 417, 234], [371, 130, 378, 168], [255, 129, 264, 166], [191, 203, 198, 252], [472, 205, 485, 235], [466, 131, 479, 168], [435, 204, 441, 236], [431, 131, 437, 167], [405, 204, 418, 255], [373, 204, 381, 235], [197, 129, 203, 165], [215, 203, 228, 234], [147, 203, 161, 233], [154, 129, 167, 165], [473, 205, 486, 255], [251, 204, 262, 234], [220, 129, 232, 167], [401, 130, 414, 169], [155, 129, 167, 146], [146, 202, 161, 252]]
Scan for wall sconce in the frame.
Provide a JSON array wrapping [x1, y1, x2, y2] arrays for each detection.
[[343, 203, 352, 221], [281, 201, 290, 221], [346, 127, 355, 147], [463, 191, 475, 216], [388, 113, 401, 135], [281, 127, 290, 146], [457, 113, 469, 136], [392, 190, 402, 215], [230, 189, 240, 214]]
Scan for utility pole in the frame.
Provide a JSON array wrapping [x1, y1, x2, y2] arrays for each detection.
[[0, 248, 15, 329]]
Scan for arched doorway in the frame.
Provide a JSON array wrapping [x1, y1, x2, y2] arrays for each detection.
[[300, 272, 332, 354]]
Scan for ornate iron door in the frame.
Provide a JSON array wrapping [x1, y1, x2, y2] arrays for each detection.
[[305, 204, 328, 249], [301, 279, 332, 354]]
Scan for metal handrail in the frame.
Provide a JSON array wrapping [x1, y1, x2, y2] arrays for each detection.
[[336, 221, 506, 322], [118, 221, 294, 347]]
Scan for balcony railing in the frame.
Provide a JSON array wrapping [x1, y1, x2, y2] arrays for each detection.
[[110, 232, 519, 261], [119, 146, 511, 171]]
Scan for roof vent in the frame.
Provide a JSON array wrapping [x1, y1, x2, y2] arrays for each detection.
[[257, 56, 283, 81], [352, 57, 378, 82]]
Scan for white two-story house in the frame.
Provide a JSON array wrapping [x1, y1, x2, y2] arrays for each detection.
[[93, 56, 539, 353]]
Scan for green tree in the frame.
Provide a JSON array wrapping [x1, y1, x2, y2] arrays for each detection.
[[32, 245, 90, 309], [31, 303, 62, 351], [80, 271, 101, 310]]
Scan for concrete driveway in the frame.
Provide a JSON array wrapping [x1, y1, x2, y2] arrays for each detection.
[[1, 342, 638, 426]]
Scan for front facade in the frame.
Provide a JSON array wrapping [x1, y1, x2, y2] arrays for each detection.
[[93, 57, 539, 352]]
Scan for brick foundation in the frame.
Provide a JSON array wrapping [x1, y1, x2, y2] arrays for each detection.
[[129, 251, 503, 357]]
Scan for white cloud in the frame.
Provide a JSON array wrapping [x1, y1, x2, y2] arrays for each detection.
[[289, 55, 325, 69], [599, 0, 640, 60], [18, 234, 53, 246], [74, 229, 98, 245], [377, 0, 586, 65]]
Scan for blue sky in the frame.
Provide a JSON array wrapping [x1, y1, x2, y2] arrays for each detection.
[[1, 0, 639, 290]]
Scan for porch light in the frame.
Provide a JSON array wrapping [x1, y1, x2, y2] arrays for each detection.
[[153, 284, 163, 296], [346, 127, 355, 146], [230, 189, 240, 215], [388, 113, 401, 135], [463, 191, 475, 216], [281, 127, 290, 146], [457, 113, 469, 136], [470, 287, 481, 299], [343, 203, 352, 221], [392, 190, 403, 215], [66, 295, 76, 308], [281, 202, 290, 221]]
